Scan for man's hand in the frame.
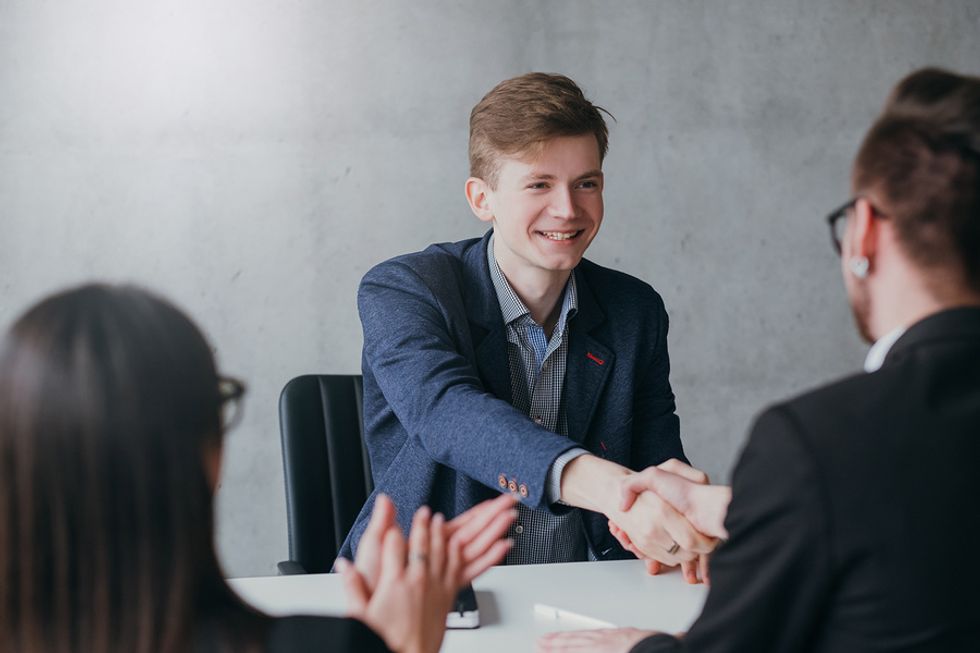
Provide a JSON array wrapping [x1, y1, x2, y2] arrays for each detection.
[[620, 459, 731, 540], [537, 627, 655, 652], [608, 519, 711, 584], [607, 489, 715, 565], [608, 459, 731, 584], [560, 455, 715, 567]]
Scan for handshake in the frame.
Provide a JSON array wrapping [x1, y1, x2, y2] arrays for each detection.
[[562, 456, 732, 585]]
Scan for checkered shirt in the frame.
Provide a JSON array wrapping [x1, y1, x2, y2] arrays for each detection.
[[487, 237, 590, 564]]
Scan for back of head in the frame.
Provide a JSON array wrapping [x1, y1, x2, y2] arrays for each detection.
[[884, 67, 980, 128], [852, 67, 980, 293], [469, 72, 610, 187], [0, 284, 255, 652]]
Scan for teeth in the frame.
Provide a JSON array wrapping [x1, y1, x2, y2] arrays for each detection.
[[541, 231, 578, 240]]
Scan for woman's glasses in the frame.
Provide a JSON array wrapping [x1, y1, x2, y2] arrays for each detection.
[[218, 376, 246, 432]]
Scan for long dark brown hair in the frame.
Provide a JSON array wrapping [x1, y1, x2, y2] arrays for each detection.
[[0, 284, 267, 652]]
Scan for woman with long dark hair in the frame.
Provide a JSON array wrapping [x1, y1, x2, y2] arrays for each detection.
[[0, 283, 514, 653]]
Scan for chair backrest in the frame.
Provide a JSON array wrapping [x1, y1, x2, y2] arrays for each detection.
[[278, 374, 373, 573]]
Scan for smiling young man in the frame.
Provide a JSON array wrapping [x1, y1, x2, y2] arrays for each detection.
[[339, 73, 715, 570]]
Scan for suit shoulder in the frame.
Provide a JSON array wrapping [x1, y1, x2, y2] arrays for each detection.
[[361, 237, 482, 290], [748, 371, 877, 457], [577, 258, 666, 312]]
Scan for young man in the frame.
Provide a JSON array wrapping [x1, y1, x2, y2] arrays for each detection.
[[339, 74, 715, 569], [540, 68, 980, 652]]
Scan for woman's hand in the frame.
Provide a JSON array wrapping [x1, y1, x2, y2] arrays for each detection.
[[338, 494, 516, 653]]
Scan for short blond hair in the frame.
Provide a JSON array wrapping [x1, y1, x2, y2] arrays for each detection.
[[469, 73, 610, 187]]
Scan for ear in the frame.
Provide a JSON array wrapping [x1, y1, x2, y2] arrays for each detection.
[[203, 441, 223, 493], [850, 197, 880, 260], [465, 177, 495, 224]]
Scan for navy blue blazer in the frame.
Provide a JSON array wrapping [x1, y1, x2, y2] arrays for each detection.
[[338, 231, 685, 560]]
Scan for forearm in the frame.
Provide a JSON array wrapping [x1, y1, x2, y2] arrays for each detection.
[[559, 453, 630, 515]]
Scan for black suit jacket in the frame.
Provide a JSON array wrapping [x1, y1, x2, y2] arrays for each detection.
[[635, 307, 980, 653]]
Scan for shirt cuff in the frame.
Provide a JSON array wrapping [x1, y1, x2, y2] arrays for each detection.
[[546, 447, 590, 505]]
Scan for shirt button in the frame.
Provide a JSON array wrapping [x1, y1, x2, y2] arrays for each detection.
[[515, 524, 524, 534], [533, 416, 543, 424]]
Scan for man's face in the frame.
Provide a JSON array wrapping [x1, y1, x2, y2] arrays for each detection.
[[482, 134, 604, 275]]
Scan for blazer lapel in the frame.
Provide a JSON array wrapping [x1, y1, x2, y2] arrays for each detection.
[[565, 267, 614, 444], [464, 231, 512, 404]]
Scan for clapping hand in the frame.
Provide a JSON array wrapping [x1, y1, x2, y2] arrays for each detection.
[[336, 494, 516, 653]]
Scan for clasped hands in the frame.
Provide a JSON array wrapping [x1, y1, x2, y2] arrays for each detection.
[[606, 459, 731, 585], [538, 461, 732, 652]]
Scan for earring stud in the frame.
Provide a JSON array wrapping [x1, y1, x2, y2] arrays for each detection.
[[849, 256, 870, 279]]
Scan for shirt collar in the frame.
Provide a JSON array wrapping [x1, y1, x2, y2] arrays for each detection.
[[864, 325, 907, 373], [487, 234, 578, 328]]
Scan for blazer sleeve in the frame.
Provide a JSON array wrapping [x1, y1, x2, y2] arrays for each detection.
[[630, 407, 833, 653], [630, 292, 685, 469], [358, 260, 580, 510]]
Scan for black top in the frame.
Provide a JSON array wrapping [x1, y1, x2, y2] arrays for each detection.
[[634, 307, 980, 653], [264, 615, 389, 653]]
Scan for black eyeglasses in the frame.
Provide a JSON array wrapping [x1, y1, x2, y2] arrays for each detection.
[[218, 376, 247, 432], [825, 197, 887, 255]]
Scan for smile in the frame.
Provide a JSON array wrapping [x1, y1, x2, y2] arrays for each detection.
[[538, 230, 584, 241]]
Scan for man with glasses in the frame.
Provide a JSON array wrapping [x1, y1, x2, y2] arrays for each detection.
[[540, 67, 980, 653]]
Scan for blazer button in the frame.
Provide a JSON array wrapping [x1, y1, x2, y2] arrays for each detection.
[[508, 479, 518, 493], [498, 474, 507, 489], [519, 483, 528, 498]]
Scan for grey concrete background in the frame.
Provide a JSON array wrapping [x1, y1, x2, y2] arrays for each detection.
[[1, 0, 978, 577]]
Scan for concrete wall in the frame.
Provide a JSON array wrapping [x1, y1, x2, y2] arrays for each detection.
[[2, 0, 978, 577]]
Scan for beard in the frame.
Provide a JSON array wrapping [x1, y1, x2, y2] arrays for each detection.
[[848, 282, 875, 344]]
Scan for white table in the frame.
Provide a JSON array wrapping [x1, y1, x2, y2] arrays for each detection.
[[230, 560, 707, 652]]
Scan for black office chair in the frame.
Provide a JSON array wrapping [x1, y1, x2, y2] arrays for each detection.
[[277, 374, 373, 574]]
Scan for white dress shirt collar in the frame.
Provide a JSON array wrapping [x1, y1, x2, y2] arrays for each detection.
[[864, 325, 907, 372]]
